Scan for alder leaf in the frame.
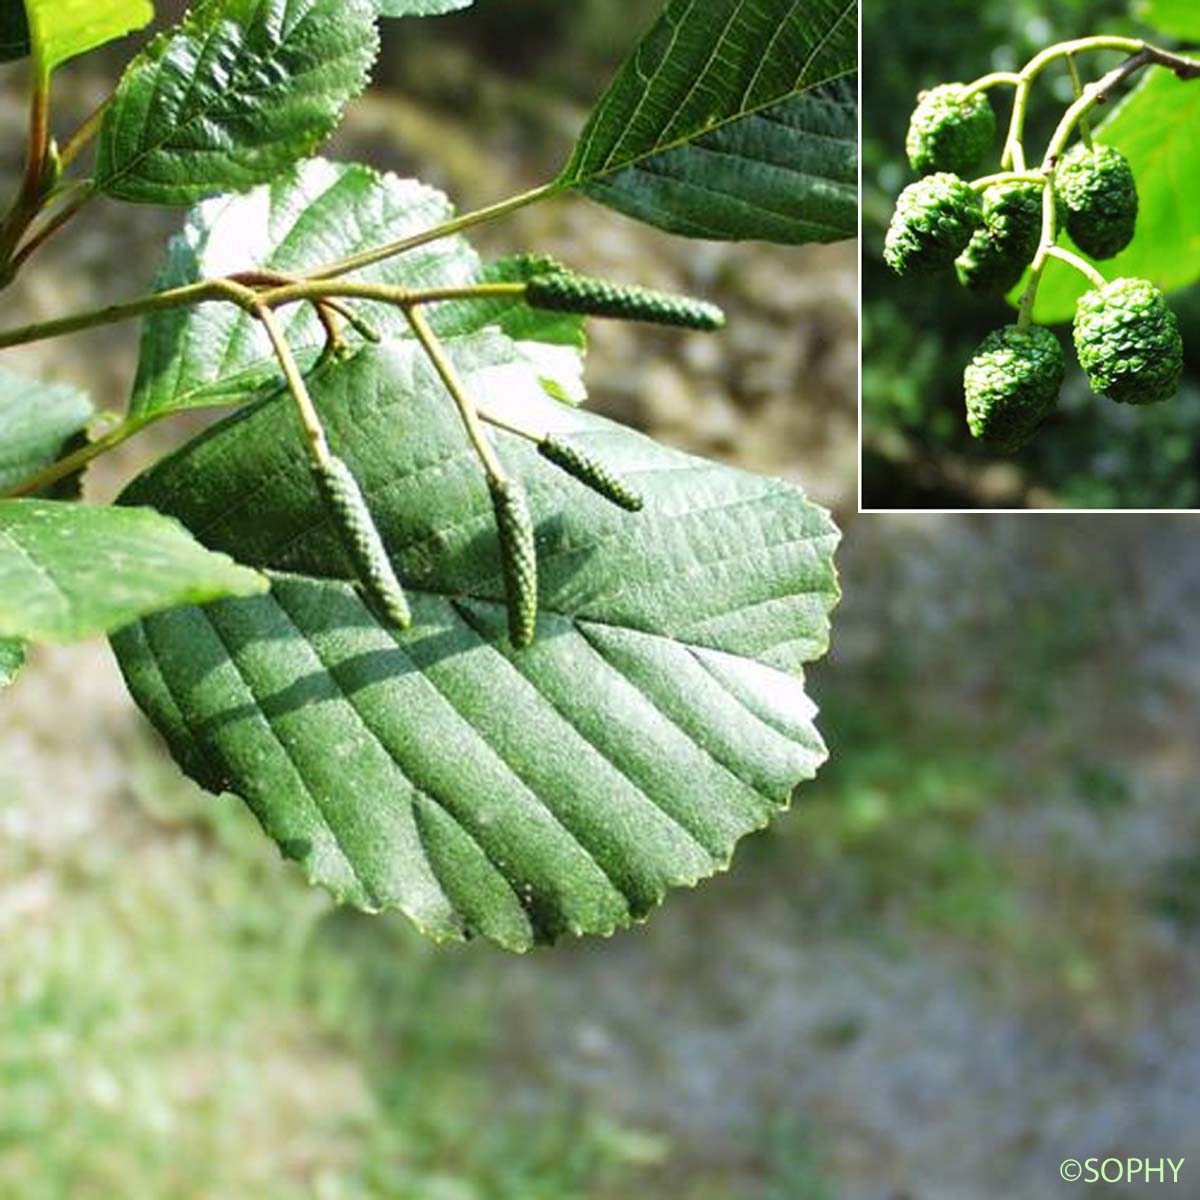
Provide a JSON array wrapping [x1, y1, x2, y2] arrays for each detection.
[[24, 0, 152, 76], [0, 368, 95, 684], [0, 500, 267, 642], [559, 0, 858, 244], [112, 337, 839, 950], [0, 368, 93, 495], [0, 637, 22, 688], [375, 0, 472, 14], [94, 0, 379, 205], [130, 160, 585, 418], [1136, 0, 1200, 39]]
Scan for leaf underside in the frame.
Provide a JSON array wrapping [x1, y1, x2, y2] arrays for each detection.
[[561, 0, 858, 244], [0, 368, 92, 495], [375, 0, 473, 14], [95, 0, 379, 205], [0, 368, 96, 682], [112, 339, 839, 950], [130, 159, 585, 419]]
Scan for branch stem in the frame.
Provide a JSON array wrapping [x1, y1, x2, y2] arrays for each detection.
[[307, 182, 561, 280], [59, 97, 113, 170], [2, 415, 151, 498], [404, 303, 506, 484], [1046, 245, 1106, 288], [255, 303, 331, 465]]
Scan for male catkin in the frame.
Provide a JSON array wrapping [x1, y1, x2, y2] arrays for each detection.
[[312, 457, 412, 630], [525, 273, 725, 331], [538, 437, 644, 512], [488, 477, 539, 648]]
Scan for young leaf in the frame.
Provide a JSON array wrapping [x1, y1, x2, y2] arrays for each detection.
[[0, 0, 29, 63], [0, 637, 23, 688], [559, 0, 858, 244], [94, 0, 378, 205], [0, 500, 267, 642], [130, 160, 585, 417], [111, 337, 839, 950], [25, 0, 152, 76], [1021, 71, 1200, 324], [0, 368, 92, 495], [1136, 0, 1200, 40]]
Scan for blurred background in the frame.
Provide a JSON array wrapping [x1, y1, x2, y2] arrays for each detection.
[[3, 3, 1199, 1198], [863, 0, 1200, 510]]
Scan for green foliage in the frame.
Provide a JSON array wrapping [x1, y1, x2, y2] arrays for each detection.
[[905, 82, 996, 176], [0, 369, 92, 495], [884, 172, 982, 276], [1137, 0, 1200, 39], [130, 160, 585, 418], [24, 0, 152, 76], [110, 340, 838, 946], [95, 0, 379, 204], [1073, 277, 1183, 404], [0, 635, 21, 686], [1054, 142, 1138, 261], [377, 0, 474, 14], [956, 180, 1043, 294], [0, 0, 846, 947], [560, 0, 858, 243], [964, 324, 1065, 451], [0, 500, 266, 641]]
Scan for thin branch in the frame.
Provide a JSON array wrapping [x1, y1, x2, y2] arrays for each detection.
[[1046, 244, 1107, 288], [404, 303, 507, 484], [9, 184, 95, 273], [254, 303, 331, 465], [2, 416, 150, 498], [59, 97, 113, 170], [306, 182, 560, 280]]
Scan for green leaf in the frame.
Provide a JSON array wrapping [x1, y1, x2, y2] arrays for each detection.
[[94, 0, 379, 206], [130, 160, 585, 418], [0, 367, 92, 495], [0, 637, 24, 688], [25, 0, 152, 75], [1136, 0, 1200, 39], [0, 1, 29, 63], [1023, 71, 1200, 324], [559, 0, 858, 244], [375, 0, 472, 14], [111, 338, 839, 949], [0, 500, 268, 642]]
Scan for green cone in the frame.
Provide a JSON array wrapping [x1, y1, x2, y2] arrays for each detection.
[[884, 173, 982, 277], [1054, 143, 1138, 261], [956, 180, 1043, 294], [963, 324, 1064, 452], [906, 83, 996, 176], [1073, 278, 1182, 406]]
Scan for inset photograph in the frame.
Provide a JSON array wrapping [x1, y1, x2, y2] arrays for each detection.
[[863, 0, 1200, 510]]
